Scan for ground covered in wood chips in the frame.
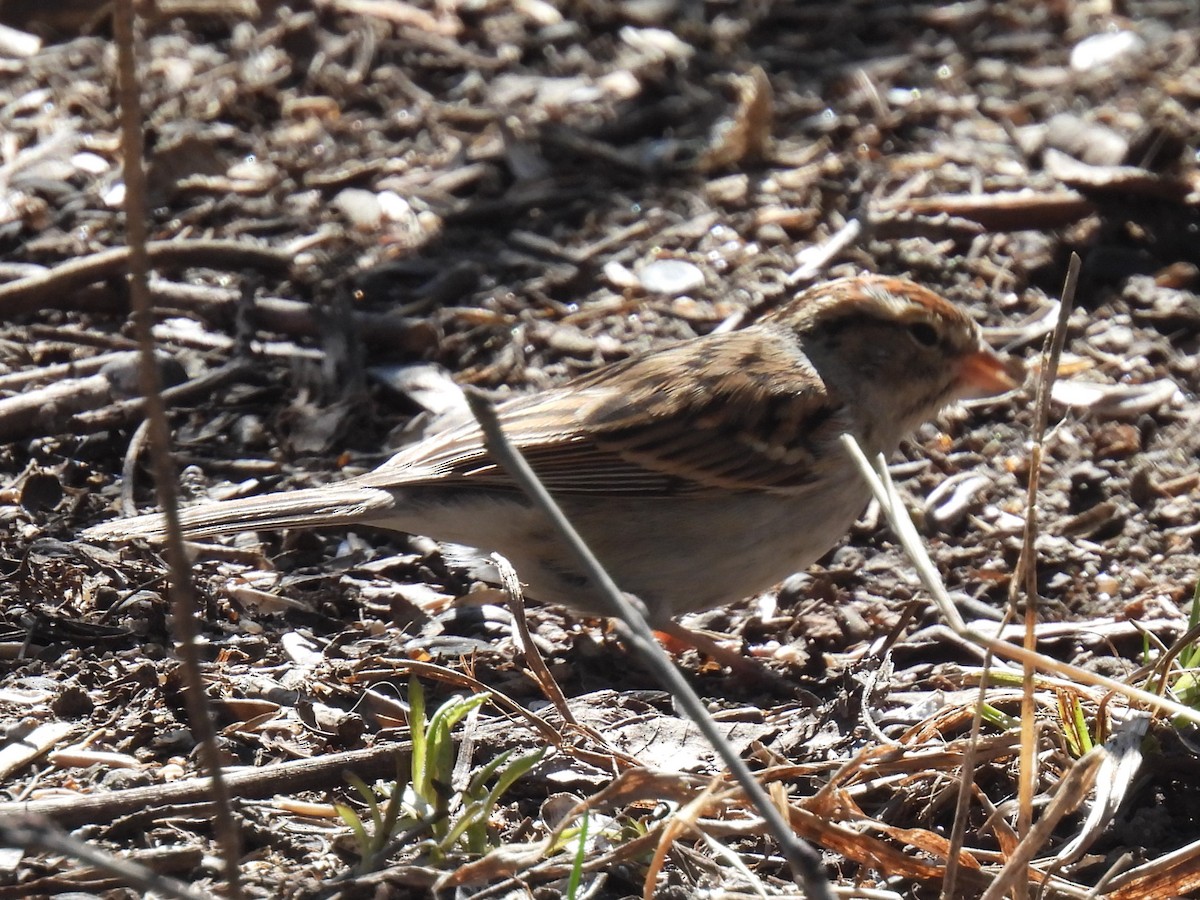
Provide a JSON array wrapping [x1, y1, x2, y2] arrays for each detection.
[[2, 1, 1200, 897]]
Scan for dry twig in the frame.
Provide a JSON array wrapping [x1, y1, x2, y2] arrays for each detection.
[[113, 2, 243, 893]]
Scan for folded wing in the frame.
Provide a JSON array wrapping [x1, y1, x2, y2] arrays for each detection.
[[365, 328, 849, 497]]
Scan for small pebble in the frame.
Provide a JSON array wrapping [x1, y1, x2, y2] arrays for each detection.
[[1070, 30, 1146, 72], [1045, 112, 1128, 167], [603, 259, 640, 290], [71, 152, 110, 175], [637, 258, 705, 295], [545, 325, 596, 356], [332, 187, 382, 230]]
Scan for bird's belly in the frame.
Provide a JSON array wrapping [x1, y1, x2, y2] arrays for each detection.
[[380, 482, 871, 622], [561, 488, 870, 619]]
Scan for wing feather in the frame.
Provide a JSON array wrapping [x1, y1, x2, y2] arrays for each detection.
[[360, 329, 850, 497]]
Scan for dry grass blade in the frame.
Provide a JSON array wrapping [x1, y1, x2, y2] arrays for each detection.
[[1103, 835, 1200, 898], [491, 552, 577, 726], [839, 379, 1200, 896], [643, 777, 725, 900], [978, 747, 1104, 900], [942, 613, 1014, 900], [838, 434, 1200, 725], [784, 805, 992, 892], [1053, 713, 1149, 867], [437, 768, 708, 890]]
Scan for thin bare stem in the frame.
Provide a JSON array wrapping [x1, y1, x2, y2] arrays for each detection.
[[1014, 253, 1080, 855], [492, 553, 578, 725], [464, 388, 833, 900], [943, 610, 1016, 900], [112, 2, 243, 895], [979, 747, 1103, 900]]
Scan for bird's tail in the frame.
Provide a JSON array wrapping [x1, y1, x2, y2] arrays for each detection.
[[82, 484, 398, 542]]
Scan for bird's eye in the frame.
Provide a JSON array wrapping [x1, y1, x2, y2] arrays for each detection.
[[908, 322, 939, 347]]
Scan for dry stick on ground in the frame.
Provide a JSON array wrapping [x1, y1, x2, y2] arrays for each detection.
[[9, 847, 207, 899], [71, 360, 250, 435], [0, 744, 410, 828], [0, 662, 612, 831], [874, 190, 1096, 231], [0, 240, 291, 316], [111, 2, 243, 896], [0, 817, 208, 900], [0, 375, 114, 443], [462, 388, 835, 900], [0, 349, 141, 391], [491, 553, 578, 726], [146, 280, 430, 351], [5, 274, 427, 352], [0, 359, 247, 443], [1101, 834, 1200, 897]]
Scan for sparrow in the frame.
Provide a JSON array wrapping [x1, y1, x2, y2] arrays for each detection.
[[84, 275, 1023, 623]]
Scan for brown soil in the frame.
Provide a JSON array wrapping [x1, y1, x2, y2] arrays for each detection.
[[1, 2, 1199, 897]]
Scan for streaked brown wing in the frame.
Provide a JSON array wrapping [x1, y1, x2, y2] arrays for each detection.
[[362, 329, 849, 497]]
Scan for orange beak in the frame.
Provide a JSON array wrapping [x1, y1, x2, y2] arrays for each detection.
[[957, 346, 1025, 399]]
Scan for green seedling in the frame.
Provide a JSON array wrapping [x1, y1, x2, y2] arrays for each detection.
[[978, 701, 1020, 731], [1169, 581, 1200, 710], [565, 811, 589, 900], [336, 677, 546, 871], [1055, 690, 1096, 758], [1140, 580, 1200, 728]]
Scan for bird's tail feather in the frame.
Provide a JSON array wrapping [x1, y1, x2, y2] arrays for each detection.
[[82, 485, 398, 542]]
